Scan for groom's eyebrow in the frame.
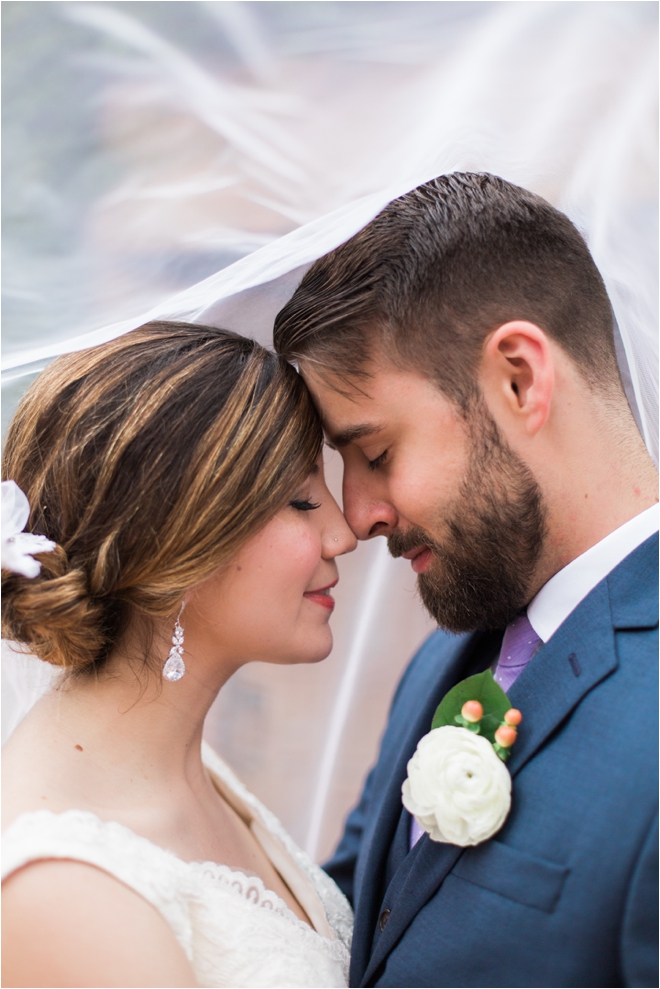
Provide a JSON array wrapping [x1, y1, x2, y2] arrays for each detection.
[[326, 423, 384, 449]]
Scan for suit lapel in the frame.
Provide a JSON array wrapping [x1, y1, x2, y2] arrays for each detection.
[[506, 532, 657, 777], [507, 535, 658, 776], [351, 632, 494, 985], [505, 579, 617, 777], [361, 574, 623, 987]]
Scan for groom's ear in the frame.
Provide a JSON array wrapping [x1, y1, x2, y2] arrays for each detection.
[[480, 321, 554, 437]]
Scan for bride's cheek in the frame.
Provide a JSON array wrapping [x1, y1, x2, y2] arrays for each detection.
[[288, 527, 322, 581]]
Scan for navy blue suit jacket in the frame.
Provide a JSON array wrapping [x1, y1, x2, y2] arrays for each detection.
[[326, 534, 658, 987]]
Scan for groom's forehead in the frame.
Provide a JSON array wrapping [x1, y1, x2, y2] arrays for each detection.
[[305, 365, 445, 419], [306, 366, 462, 453], [301, 370, 384, 441]]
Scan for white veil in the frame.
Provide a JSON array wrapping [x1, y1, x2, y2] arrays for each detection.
[[2, 1, 657, 860]]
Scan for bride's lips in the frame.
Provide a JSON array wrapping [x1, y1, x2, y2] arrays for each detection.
[[303, 579, 338, 611], [402, 546, 432, 574]]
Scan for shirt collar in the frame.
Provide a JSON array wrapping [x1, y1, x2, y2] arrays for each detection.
[[527, 503, 659, 643]]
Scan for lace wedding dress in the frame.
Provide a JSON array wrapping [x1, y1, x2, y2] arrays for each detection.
[[2, 742, 352, 988]]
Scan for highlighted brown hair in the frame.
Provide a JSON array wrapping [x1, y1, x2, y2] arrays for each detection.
[[2, 321, 322, 671]]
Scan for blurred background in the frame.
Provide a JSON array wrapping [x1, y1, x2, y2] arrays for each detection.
[[2, 0, 657, 862]]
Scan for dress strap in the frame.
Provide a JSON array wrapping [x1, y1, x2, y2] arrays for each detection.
[[2, 808, 194, 957]]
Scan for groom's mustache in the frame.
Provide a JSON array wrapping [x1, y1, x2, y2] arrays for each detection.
[[387, 526, 439, 559]]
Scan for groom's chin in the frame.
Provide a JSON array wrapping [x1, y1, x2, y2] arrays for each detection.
[[417, 570, 526, 634]]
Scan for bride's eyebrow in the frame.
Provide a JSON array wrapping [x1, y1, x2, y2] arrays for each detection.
[[326, 423, 384, 449]]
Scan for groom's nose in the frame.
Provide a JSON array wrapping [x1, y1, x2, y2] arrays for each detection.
[[342, 471, 398, 541]]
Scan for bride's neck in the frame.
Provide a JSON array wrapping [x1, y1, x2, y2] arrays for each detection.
[[22, 637, 236, 804], [59, 669, 213, 774], [2, 615, 245, 829]]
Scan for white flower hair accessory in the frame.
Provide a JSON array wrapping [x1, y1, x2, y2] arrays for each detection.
[[1, 481, 56, 578], [402, 670, 523, 847]]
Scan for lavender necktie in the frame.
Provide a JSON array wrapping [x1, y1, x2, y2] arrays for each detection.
[[493, 610, 542, 693], [409, 611, 542, 849]]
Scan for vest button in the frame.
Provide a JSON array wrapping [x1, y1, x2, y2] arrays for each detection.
[[379, 909, 391, 932]]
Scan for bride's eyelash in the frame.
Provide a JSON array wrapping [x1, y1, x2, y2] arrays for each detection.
[[367, 450, 388, 471], [290, 498, 321, 512]]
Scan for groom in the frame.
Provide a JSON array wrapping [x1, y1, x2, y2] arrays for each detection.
[[274, 174, 659, 988]]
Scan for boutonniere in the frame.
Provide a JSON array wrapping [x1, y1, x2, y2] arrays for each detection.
[[402, 670, 522, 847]]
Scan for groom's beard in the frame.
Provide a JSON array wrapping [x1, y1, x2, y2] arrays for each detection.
[[388, 411, 547, 633]]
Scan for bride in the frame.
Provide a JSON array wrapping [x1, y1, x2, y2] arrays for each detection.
[[1, 320, 356, 988]]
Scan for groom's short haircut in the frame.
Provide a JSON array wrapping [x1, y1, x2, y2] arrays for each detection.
[[273, 173, 623, 408]]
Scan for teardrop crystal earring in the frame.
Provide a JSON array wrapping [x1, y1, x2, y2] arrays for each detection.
[[162, 602, 186, 682]]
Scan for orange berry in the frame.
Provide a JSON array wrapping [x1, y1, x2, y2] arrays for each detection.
[[504, 708, 522, 727], [461, 700, 483, 723], [494, 725, 518, 748]]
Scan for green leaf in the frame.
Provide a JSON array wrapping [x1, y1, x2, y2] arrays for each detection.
[[479, 713, 501, 737], [492, 742, 511, 762], [431, 670, 511, 745]]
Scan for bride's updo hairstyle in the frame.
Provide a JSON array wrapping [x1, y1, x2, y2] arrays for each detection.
[[2, 321, 322, 673]]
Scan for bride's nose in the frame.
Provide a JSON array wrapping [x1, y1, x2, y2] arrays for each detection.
[[323, 499, 357, 558]]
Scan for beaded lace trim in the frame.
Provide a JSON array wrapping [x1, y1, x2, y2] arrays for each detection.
[[189, 859, 350, 971], [193, 860, 308, 926]]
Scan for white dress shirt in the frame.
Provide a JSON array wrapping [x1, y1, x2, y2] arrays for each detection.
[[527, 503, 659, 643]]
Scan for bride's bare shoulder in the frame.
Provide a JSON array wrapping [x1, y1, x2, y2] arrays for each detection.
[[2, 858, 197, 988], [1, 700, 84, 830]]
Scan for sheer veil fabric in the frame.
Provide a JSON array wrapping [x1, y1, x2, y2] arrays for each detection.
[[2, 2, 657, 862]]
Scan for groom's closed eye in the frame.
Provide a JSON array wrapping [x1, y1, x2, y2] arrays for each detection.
[[366, 450, 388, 471]]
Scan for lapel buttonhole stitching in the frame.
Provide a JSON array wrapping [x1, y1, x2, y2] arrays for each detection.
[[568, 653, 582, 677]]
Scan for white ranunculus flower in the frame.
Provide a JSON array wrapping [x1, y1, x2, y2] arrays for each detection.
[[402, 725, 511, 846], [1, 481, 56, 578]]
